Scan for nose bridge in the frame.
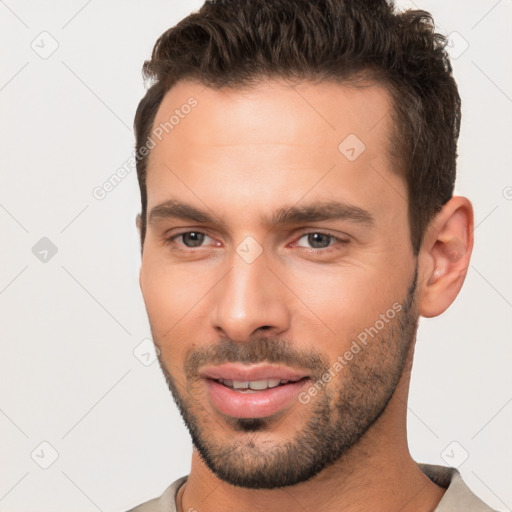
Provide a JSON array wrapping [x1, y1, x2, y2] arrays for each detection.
[[210, 241, 289, 341]]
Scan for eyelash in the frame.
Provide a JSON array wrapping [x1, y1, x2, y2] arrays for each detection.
[[164, 230, 350, 254]]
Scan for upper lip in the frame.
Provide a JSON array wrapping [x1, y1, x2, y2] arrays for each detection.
[[199, 363, 309, 382]]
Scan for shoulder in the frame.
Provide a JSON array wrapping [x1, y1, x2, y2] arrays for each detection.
[[418, 463, 498, 512], [125, 476, 188, 512]]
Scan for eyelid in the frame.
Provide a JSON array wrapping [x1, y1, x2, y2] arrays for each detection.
[[292, 228, 350, 240], [167, 230, 218, 248], [291, 230, 350, 250], [166, 228, 350, 252]]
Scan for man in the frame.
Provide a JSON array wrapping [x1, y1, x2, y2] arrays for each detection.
[[127, 0, 495, 510]]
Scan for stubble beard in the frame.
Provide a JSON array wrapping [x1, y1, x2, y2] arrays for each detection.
[[155, 266, 419, 489]]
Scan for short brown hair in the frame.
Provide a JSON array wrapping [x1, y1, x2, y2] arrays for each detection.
[[134, 0, 461, 254]]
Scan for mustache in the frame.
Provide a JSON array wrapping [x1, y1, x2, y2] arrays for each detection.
[[181, 265, 419, 382], [183, 336, 330, 380]]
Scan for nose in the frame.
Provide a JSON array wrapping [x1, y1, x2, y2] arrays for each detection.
[[209, 243, 291, 342]]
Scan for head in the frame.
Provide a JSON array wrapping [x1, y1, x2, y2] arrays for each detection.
[[135, 0, 473, 489]]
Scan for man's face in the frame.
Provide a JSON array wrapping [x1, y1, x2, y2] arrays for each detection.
[[139, 79, 418, 488]]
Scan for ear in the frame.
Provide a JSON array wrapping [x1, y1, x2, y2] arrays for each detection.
[[417, 196, 474, 318], [136, 212, 142, 235], [136, 213, 143, 288]]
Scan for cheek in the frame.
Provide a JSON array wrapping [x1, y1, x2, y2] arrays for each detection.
[[140, 257, 218, 368], [140, 260, 196, 344], [290, 264, 405, 345], [141, 268, 180, 326]]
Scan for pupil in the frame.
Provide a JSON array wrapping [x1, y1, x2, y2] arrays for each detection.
[[308, 233, 330, 249], [183, 232, 204, 247]]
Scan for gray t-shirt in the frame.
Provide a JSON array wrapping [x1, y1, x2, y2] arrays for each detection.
[[126, 463, 497, 511]]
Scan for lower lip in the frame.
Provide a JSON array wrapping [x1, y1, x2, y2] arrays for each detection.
[[205, 378, 309, 419]]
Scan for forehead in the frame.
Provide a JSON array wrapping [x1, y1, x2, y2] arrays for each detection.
[[151, 78, 394, 150], [145, 78, 405, 225]]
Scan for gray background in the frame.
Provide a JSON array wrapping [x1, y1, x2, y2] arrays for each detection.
[[0, 1, 510, 511]]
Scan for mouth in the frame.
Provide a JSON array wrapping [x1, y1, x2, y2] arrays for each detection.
[[213, 377, 307, 392], [200, 364, 311, 419]]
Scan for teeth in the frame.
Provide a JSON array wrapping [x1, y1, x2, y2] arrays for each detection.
[[248, 380, 269, 390], [218, 378, 292, 390], [267, 378, 281, 388]]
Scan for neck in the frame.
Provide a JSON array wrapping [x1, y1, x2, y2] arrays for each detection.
[[178, 357, 446, 512]]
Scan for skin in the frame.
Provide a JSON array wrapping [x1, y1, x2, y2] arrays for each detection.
[[137, 78, 474, 512]]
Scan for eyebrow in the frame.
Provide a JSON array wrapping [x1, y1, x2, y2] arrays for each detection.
[[148, 199, 374, 228]]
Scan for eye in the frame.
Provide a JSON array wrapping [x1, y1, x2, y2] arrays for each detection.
[[295, 232, 347, 250], [165, 230, 349, 253], [168, 231, 215, 248]]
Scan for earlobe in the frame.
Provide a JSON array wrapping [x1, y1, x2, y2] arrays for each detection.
[[136, 213, 142, 234], [136, 212, 145, 257], [418, 196, 474, 318], [136, 213, 144, 288]]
